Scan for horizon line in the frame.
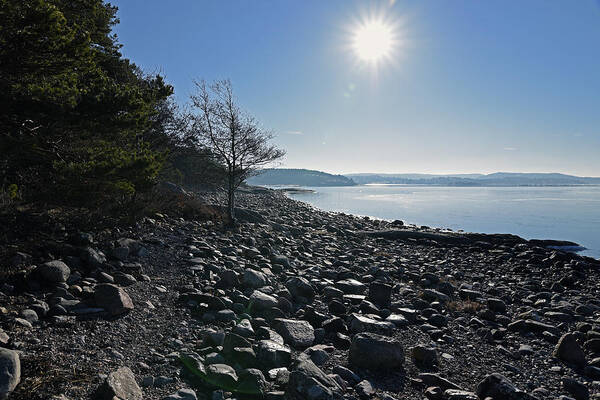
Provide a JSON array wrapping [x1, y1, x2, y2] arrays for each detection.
[[271, 168, 600, 178]]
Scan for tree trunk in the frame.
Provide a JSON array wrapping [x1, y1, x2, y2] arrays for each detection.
[[227, 181, 236, 225]]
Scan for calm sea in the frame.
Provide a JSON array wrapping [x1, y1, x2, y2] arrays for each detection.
[[287, 185, 600, 259]]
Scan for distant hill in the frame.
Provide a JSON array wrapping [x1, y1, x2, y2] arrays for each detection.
[[247, 169, 356, 187], [345, 172, 600, 186]]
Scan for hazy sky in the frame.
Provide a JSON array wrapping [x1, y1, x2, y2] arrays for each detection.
[[112, 0, 600, 176]]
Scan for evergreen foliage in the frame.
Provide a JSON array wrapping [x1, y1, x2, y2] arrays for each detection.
[[0, 0, 173, 203]]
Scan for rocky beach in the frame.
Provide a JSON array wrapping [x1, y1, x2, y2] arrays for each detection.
[[1, 188, 600, 400]]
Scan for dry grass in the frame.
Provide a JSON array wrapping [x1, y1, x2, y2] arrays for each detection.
[[135, 191, 224, 222], [447, 299, 483, 314], [11, 354, 95, 400]]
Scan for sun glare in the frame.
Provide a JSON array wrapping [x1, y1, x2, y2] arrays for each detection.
[[352, 19, 394, 63]]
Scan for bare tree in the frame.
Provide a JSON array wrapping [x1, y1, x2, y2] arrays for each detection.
[[191, 79, 285, 223]]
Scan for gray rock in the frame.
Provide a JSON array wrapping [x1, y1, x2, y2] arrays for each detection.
[[348, 313, 394, 334], [162, 388, 198, 400], [0, 348, 20, 399], [349, 332, 404, 370], [487, 298, 506, 313], [112, 246, 130, 261], [206, 364, 237, 389], [355, 379, 375, 399], [554, 333, 587, 367], [82, 247, 106, 268], [286, 356, 342, 400], [422, 289, 450, 303], [237, 368, 266, 396], [419, 374, 462, 391], [332, 365, 360, 386], [475, 373, 535, 400], [234, 319, 255, 337], [336, 279, 366, 294], [444, 389, 478, 399], [368, 281, 392, 308], [176, 389, 198, 400], [94, 284, 134, 316], [273, 319, 315, 348], [243, 269, 268, 288], [286, 277, 315, 302], [562, 377, 589, 400], [38, 261, 70, 283], [249, 290, 278, 311], [411, 345, 438, 367], [114, 272, 137, 286], [256, 340, 292, 369], [94, 366, 142, 400], [20, 309, 38, 323], [271, 255, 290, 268]]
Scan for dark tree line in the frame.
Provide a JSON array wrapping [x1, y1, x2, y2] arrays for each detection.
[[0, 0, 283, 217], [1, 0, 172, 203]]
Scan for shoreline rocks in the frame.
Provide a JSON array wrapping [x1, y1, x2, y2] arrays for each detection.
[[1, 188, 600, 399]]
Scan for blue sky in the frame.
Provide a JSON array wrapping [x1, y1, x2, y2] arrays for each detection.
[[112, 0, 600, 176]]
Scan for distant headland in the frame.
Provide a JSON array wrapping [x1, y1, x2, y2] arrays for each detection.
[[247, 169, 600, 187]]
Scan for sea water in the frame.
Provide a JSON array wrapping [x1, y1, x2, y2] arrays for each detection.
[[287, 185, 600, 259]]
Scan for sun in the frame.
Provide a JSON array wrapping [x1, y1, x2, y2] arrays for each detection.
[[352, 19, 394, 63]]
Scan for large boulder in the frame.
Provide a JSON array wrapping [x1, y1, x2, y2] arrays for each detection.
[[411, 345, 438, 367], [37, 261, 70, 283], [554, 333, 587, 367], [94, 284, 134, 316], [206, 364, 238, 389], [243, 269, 268, 288], [347, 313, 394, 334], [94, 366, 142, 400], [237, 368, 267, 396], [256, 340, 292, 369], [249, 290, 279, 311], [286, 277, 315, 302], [475, 373, 535, 400], [286, 356, 342, 400], [368, 281, 392, 308], [349, 332, 404, 370], [0, 348, 20, 399], [274, 319, 315, 349]]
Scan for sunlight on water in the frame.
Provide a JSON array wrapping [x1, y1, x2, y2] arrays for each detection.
[[288, 185, 600, 259]]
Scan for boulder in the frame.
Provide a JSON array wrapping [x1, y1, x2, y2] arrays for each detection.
[[237, 368, 267, 396], [286, 277, 315, 302], [94, 284, 134, 316], [286, 356, 342, 400], [349, 332, 404, 370], [206, 364, 237, 389], [411, 345, 438, 367], [37, 261, 70, 283], [444, 389, 478, 399], [562, 377, 589, 400], [249, 291, 279, 311], [475, 373, 535, 400], [0, 348, 20, 399], [94, 366, 142, 400], [274, 319, 315, 348], [368, 281, 392, 308], [347, 313, 394, 334], [256, 340, 292, 369], [243, 269, 268, 288], [554, 333, 587, 367]]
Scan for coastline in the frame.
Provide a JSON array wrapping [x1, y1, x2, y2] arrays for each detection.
[[2, 187, 600, 399], [280, 184, 599, 260]]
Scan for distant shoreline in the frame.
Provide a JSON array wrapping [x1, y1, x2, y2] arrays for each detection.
[[275, 184, 599, 260], [361, 183, 600, 187]]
